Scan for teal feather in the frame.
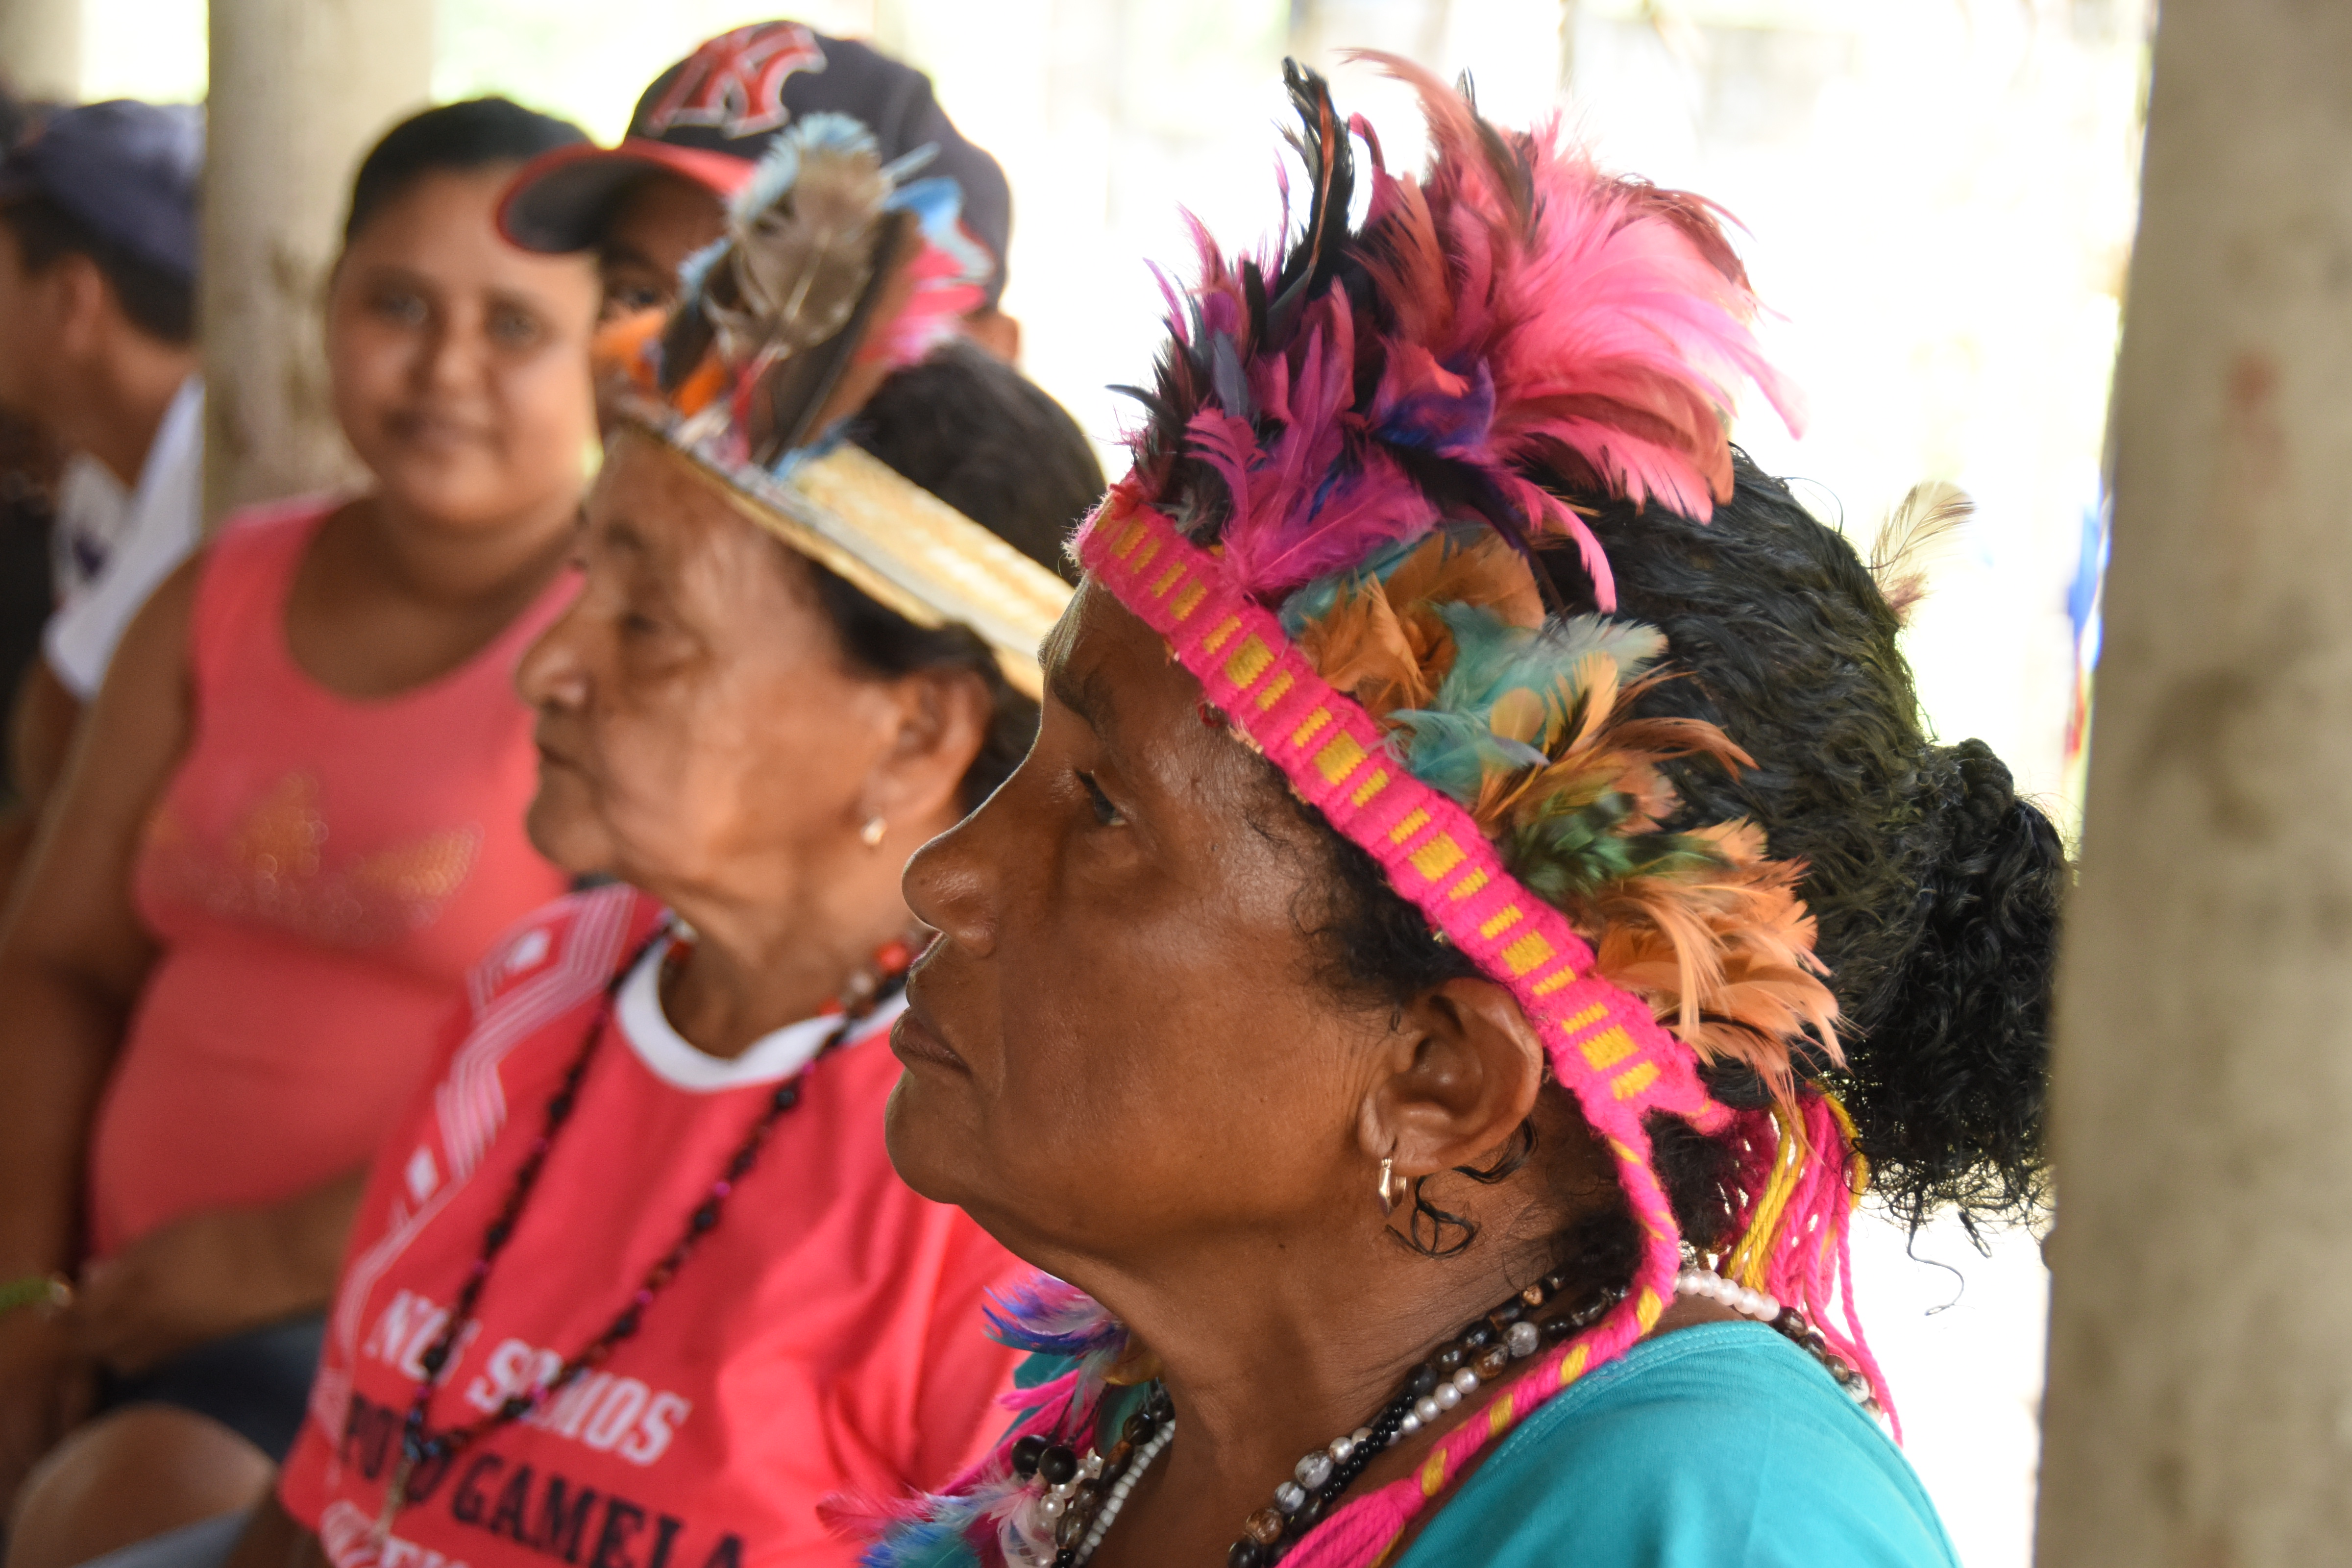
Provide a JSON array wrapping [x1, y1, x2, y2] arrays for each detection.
[[1423, 604, 1665, 716], [1371, 601, 1732, 902], [1386, 708, 1545, 803], [1276, 523, 1482, 638]]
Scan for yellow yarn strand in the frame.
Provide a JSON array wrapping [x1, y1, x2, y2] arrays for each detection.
[[1820, 1088, 1871, 1200], [1724, 1101, 1809, 1290], [1813, 1088, 1870, 1267]]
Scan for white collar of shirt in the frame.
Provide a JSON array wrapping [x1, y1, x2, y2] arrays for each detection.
[[613, 931, 908, 1093], [135, 375, 204, 512]]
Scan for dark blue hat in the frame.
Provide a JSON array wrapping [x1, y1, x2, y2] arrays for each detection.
[[498, 22, 1011, 308], [0, 99, 203, 278]]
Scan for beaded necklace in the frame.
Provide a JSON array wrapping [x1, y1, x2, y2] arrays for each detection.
[[1012, 1254, 1880, 1568], [375, 920, 919, 1541]]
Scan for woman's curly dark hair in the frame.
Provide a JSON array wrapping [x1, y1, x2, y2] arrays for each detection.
[[1294, 453, 2065, 1259]]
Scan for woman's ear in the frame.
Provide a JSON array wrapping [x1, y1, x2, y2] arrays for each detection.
[[1357, 977, 1547, 1182], [860, 667, 993, 835]]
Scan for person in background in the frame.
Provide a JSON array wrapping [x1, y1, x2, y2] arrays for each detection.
[[0, 86, 66, 813], [0, 98, 601, 1568], [0, 100, 204, 892], [497, 20, 1021, 358], [0, 410, 59, 796], [194, 112, 1102, 1568]]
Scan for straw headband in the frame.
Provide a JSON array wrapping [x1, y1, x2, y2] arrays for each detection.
[[615, 422, 1070, 699], [598, 111, 1072, 699]]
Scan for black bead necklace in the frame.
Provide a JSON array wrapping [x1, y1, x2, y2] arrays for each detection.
[[1217, 1267, 1619, 1568], [1007, 1386, 1179, 1567], [1209, 1258, 1877, 1567], [374, 922, 917, 1541], [1010, 1257, 1881, 1568]]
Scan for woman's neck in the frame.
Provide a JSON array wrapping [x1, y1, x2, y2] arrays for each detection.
[[1064, 1162, 1613, 1568], [355, 488, 580, 610], [1109, 1238, 1526, 1482], [1086, 1224, 1726, 1568], [657, 837, 931, 1060]]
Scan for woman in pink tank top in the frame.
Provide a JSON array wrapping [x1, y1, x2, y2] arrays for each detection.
[[0, 100, 603, 1562]]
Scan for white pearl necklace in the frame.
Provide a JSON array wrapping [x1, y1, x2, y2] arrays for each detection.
[[1672, 1266, 1784, 1323], [1069, 1418, 1177, 1565], [1676, 1263, 1882, 1411]]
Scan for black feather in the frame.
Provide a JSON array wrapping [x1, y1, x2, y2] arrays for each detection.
[[1269, 60, 1354, 342], [1240, 258, 1270, 356], [658, 293, 719, 396]]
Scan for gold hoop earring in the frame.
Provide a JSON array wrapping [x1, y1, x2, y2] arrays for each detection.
[[1377, 1156, 1407, 1218], [859, 815, 886, 849]]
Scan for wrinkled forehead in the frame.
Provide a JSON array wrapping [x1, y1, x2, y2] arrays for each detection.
[[588, 428, 807, 599]]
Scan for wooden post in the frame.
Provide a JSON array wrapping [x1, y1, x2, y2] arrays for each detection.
[[201, 0, 432, 522], [0, 0, 80, 102], [2036, 0, 2352, 1562]]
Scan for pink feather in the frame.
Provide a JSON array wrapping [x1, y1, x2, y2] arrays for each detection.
[[1135, 52, 1802, 610]]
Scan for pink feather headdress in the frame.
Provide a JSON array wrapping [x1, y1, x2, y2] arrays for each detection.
[[866, 58, 1885, 1568]]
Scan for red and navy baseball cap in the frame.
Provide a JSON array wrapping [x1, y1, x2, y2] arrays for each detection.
[[0, 99, 203, 278], [499, 21, 1011, 308]]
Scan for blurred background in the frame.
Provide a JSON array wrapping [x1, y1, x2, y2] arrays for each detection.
[[22, 1, 2151, 1561]]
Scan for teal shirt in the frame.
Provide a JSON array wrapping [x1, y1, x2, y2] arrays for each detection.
[[931, 1326, 1953, 1568], [1393, 1323, 1958, 1568]]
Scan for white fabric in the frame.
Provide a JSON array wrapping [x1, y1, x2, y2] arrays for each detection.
[[613, 933, 908, 1093], [50, 453, 130, 602], [44, 375, 204, 700]]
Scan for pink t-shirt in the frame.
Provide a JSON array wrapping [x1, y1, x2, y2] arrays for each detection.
[[279, 886, 1028, 1568], [89, 497, 574, 1257]]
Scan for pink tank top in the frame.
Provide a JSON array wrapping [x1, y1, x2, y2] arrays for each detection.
[[89, 497, 575, 1258]]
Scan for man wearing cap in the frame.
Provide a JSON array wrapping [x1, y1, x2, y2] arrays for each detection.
[[0, 99, 203, 883], [498, 20, 1021, 360]]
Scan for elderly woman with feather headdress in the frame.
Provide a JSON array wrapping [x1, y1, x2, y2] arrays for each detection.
[[168, 116, 1107, 1568], [866, 59, 2062, 1568]]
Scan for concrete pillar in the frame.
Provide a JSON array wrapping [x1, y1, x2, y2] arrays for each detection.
[[201, 0, 432, 521], [0, 0, 79, 102], [2035, 2, 2352, 1565]]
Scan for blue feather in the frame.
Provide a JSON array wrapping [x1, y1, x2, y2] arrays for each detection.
[[674, 235, 727, 307], [981, 1276, 1123, 1357], [861, 1516, 982, 1568], [882, 174, 965, 242]]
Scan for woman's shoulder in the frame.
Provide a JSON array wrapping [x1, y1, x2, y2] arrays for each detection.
[[1398, 1323, 1959, 1568], [178, 493, 345, 648], [200, 492, 346, 569]]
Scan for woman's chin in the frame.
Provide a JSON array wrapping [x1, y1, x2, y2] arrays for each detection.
[[370, 461, 531, 530], [882, 1071, 980, 1206], [522, 785, 613, 883]]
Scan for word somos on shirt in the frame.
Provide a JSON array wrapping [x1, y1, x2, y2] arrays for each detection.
[[365, 1289, 693, 1466]]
